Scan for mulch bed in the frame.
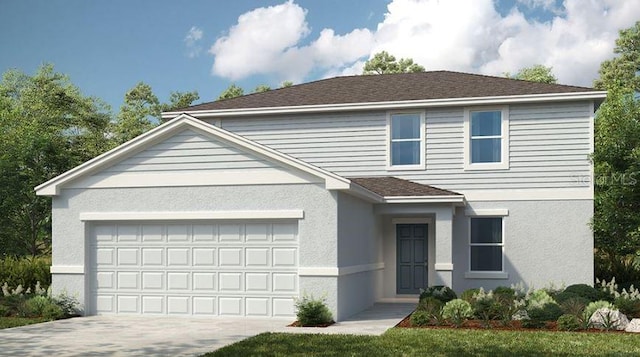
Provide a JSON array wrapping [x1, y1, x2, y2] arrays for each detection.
[[395, 313, 630, 333], [288, 320, 336, 327]]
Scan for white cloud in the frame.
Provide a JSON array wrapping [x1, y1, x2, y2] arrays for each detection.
[[209, 0, 640, 87], [184, 26, 204, 58], [209, 0, 372, 82]]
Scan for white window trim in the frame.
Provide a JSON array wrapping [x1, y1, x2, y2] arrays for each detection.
[[463, 106, 509, 171], [465, 210, 509, 279], [386, 111, 426, 171]]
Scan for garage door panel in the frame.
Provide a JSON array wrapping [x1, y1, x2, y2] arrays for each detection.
[[117, 225, 139, 242], [117, 295, 139, 313], [142, 296, 164, 314], [91, 221, 298, 317], [142, 248, 163, 265], [167, 248, 190, 266], [219, 297, 242, 315], [117, 248, 139, 266], [219, 248, 242, 266]]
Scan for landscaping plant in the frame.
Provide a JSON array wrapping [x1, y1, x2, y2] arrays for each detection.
[[442, 299, 473, 328], [419, 285, 457, 304], [557, 314, 581, 331], [294, 294, 333, 327]]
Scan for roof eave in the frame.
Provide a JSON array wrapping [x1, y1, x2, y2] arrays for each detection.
[[162, 91, 608, 119], [383, 195, 466, 204]]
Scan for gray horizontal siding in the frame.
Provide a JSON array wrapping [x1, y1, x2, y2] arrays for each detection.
[[102, 129, 278, 173], [214, 102, 592, 191]]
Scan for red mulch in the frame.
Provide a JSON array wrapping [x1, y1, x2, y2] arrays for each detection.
[[288, 320, 336, 327], [395, 313, 630, 333]]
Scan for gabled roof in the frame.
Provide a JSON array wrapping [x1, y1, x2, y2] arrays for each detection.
[[35, 114, 351, 196], [163, 71, 606, 119]]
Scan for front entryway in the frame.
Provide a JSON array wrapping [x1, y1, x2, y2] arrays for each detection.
[[396, 224, 428, 294]]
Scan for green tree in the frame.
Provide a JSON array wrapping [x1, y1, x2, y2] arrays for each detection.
[[0, 64, 111, 256], [592, 89, 640, 258], [253, 84, 271, 93], [281, 81, 294, 88], [362, 51, 425, 75], [506, 65, 557, 84], [111, 83, 199, 144], [218, 84, 244, 100], [594, 21, 640, 92], [158, 90, 200, 112]]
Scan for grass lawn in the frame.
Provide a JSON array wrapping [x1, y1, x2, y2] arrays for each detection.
[[206, 328, 640, 356], [0, 316, 51, 329]]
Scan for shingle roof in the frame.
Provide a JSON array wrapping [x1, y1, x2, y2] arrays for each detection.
[[349, 176, 462, 197], [178, 71, 599, 112]]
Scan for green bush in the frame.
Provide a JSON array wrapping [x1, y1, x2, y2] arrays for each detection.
[[583, 300, 614, 321], [23, 296, 63, 319], [410, 310, 432, 327], [460, 288, 480, 303], [0, 256, 51, 292], [472, 294, 500, 322], [563, 284, 605, 303], [294, 295, 333, 326], [557, 314, 581, 331], [419, 286, 457, 304], [442, 299, 473, 327], [416, 296, 443, 313], [560, 297, 588, 317], [527, 303, 563, 322], [521, 318, 547, 329], [527, 289, 556, 309], [493, 286, 516, 300], [614, 296, 640, 318]]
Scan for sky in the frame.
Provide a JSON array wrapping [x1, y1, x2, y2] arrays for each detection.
[[0, 0, 638, 112]]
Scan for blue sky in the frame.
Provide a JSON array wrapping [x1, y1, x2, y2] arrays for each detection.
[[0, 0, 637, 112]]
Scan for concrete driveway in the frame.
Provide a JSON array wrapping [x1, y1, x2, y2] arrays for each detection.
[[0, 315, 291, 357], [0, 303, 414, 356]]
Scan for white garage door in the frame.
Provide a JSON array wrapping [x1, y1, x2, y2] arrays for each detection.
[[89, 221, 298, 317]]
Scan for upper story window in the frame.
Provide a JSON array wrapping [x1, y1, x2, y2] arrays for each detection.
[[387, 112, 425, 170], [464, 107, 509, 170]]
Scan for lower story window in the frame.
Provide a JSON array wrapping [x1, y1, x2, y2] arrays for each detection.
[[470, 217, 503, 271]]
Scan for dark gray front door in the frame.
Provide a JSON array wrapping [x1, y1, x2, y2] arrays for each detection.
[[396, 224, 428, 294]]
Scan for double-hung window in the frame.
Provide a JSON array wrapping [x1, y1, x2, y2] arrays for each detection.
[[388, 112, 425, 169], [469, 217, 503, 272], [464, 107, 509, 170]]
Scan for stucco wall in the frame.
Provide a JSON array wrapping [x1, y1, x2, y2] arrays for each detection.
[[335, 192, 382, 319], [51, 183, 339, 314], [452, 199, 594, 292]]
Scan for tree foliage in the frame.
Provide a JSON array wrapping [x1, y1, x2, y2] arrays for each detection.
[[253, 84, 271, 93], [111, 83, 199, 144], [217, 84, 244, 100], [594, 21, 640, 92], [362, 51, 425, 75], [591, 21, 640, 274], [0, 64, 111, 256], [592, 89, 640, 257], [506, 65, 557, 84]]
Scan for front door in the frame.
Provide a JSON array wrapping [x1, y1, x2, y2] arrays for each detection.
[[396, 224, 428, 294]]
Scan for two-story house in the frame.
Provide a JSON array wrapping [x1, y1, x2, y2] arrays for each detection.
[[36, 71, 606, 321]]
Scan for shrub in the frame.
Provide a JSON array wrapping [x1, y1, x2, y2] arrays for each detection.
[[416, 296, 443, 313], [583, 300, 614, 321], [472, 290, 500, 324], [527, 289, 555, 308], [521, 318, 546, 329], [493, 286, 516, 300], [614, 296, 640, 318], [23, 296, 63, 319], [560, 297, 588, 317], [460, 288, 480, 303], [410, 310, 432, 327], [563, 284, 604, 303], [527, 303, 563, 322], [0, 256, 51, 292], [294, 294, 333, 326], [557, 314, 581, 331], [442, 299, 473, 327], [419, 286, 457, 304]]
